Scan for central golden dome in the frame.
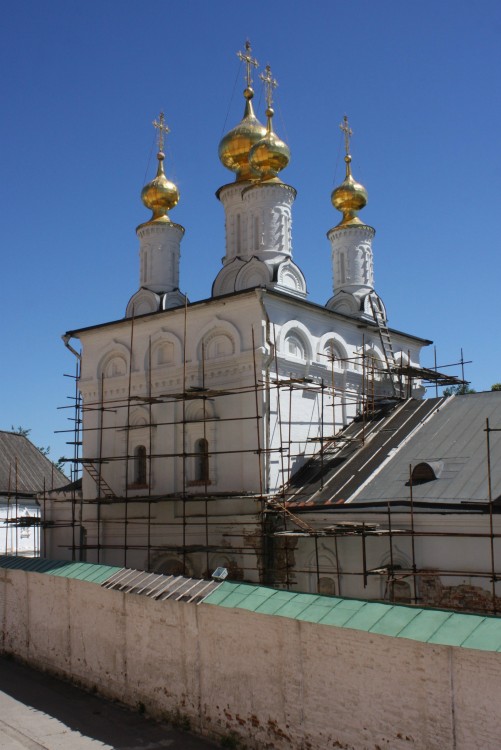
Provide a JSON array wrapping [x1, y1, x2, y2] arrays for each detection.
[[141, 151, 179, 222], [219, 87, 267, 181], [249, 106, 290, 181], [331, 155, 368, 226]]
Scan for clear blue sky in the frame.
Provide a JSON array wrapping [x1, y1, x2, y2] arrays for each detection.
[[1, 0, 500, 464]]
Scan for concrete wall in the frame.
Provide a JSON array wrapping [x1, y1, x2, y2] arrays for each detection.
[[1, 568, 500, 750]]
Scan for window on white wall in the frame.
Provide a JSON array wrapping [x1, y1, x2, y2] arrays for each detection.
[[134, 445, 147, 486], [195, 438, 209, 482], [205, 334, 233, 360], [323, 341, 346, 370], [285, 333, 305, 360], [156, 342, 174, 366], [104, 356, 126, 378]]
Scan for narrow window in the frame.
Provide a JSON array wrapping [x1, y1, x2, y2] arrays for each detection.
[[236, 214, 241, 254], [195, 438, 209, 482], [134, 445, 147, 485], [339, 252, 346, 284]]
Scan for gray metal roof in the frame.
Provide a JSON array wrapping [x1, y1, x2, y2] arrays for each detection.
[[0, 432, 68, 495], [350, 392, 501, 505], [101, 568, 221, 603]]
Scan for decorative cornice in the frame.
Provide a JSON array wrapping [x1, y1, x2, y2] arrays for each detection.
[[327, 224, 375, 240]]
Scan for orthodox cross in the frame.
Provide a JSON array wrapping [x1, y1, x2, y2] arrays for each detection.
[[153, 112, 170, 153], [339, 115, 353, 156], [259, 64, 278, 109], [237, 40, 258, 88]]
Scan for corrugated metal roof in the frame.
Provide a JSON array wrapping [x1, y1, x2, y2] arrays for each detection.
[[0, 432, 68, 495], [287, 398, 445, 508], [0, 555, 120, 583], [351, 392, 501, 504], [0, 556, 219, 603], [1, 556, 500, 651], [203, 581, 501, 652]]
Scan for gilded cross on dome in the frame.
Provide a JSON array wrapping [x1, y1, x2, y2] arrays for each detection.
[[339, 115, 353, 156], [152, 112, 170, 154], [237, 40, 258, 88], [259, 64, 278, 109]]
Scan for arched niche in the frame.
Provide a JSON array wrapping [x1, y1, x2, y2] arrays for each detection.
[[147, 330, 183, 370], [277, 320, 313, 363], [193, 318, 242, 363], [317, 333, 348, 371], [98, 341, 130, 380]]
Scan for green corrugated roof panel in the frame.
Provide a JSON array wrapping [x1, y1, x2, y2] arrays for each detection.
[[48, 562, 92, 578], [462, 618, 501, 652], [369, 605, 421, 637], [317, 599, 367, 628], [427, 613, 485, 647], [198, 581, 235, 606], [294, 598, 341, 624], [272, 593, 322, 619], [235, 586, 277, 612], [394, 609, 453, 642], [0, 556, 120, 585], [343, 602, 392, 631], [202, 581, 501, 653], [254, 590, 298, 615]]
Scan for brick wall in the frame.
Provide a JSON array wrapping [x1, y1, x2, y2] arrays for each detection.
[[1, 568, 501, 749]]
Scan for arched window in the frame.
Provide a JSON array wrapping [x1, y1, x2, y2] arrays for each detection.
[[104, 356, 127, 378], [134, 445, 147, 486], [391, 580, 412, 603], [323, 341, 346, 371], [206, 334, 233, 360], [318, 577, 336, 596], [195, 438, 209, 482], [156, 342, 174, 366], [285, 333, 305, 360]]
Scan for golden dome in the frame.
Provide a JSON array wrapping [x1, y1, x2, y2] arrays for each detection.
[[249, 106, 290, 181], [331, 155, 368, 227], [219, 88, 267, 181], [141, 151, 179, 222]]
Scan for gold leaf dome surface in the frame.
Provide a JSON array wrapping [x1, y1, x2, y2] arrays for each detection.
[[331, 155, 368, 227], [249, 107, 290, 180], [141, 152, 179, 222], [219, 88, 267, 182]]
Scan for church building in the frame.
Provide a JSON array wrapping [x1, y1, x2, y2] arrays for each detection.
[[46, 43, 434, 585]]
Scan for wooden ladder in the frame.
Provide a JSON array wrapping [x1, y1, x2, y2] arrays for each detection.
[[368, 294, 404, 399], [82, 460, 116, 499]]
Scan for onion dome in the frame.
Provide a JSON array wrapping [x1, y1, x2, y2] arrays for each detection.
[[249, 105, 290, 181], [331, 116, 368, 227], [141, 113, 179, 223], [219, 42, 266, 182], [141, 150, 180, 223], [219, 87, 266, 181], [331, 154, 368, 226]]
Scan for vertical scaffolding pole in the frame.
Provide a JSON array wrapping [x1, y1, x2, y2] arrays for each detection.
[[252, 327, 266, 584], [147, 337, 153, 572], [96, 372, 105, 564], [182, 300, 188, 576], [15, 458, 18, 557], [123, 312, 135, 568], [201, 341, 210, 577], [361, 336, 366, 445], [486, 418, 496, 614], [409, 464, 418, 604]]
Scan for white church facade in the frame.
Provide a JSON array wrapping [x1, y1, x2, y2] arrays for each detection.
[[46, 44, 433, 585]]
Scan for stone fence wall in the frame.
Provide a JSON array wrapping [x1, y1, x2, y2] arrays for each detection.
[[1, 568, 501, 749]]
